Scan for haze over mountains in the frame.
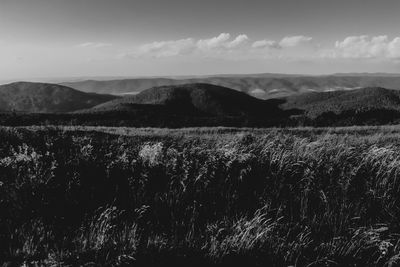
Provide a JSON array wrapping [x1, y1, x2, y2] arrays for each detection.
[[60, 73, 400, 99]]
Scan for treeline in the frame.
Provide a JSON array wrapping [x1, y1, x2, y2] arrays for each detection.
[[1, 108, 400, 128]]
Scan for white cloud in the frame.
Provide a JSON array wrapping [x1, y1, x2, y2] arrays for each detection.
[[136, 38, 196, 58], [388, 37, 400, 58], [334, 35, 387, 58], [196, 33, 249, 52], [330, 35, 400, 59], [251, 36, 312, 49], [225, 34, 249, 48], [252, 40, 280, 49], [279, 36, 313, 47], [197, 33, 231, 50], [77, 42, 112, 48]]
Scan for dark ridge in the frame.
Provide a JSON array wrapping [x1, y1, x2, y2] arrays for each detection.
[[281, 87, 400, 118]]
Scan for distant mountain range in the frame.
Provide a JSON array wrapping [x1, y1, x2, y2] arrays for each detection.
[[60, 74, 400, 99], [82, 84, 400, 125], [0, 82, 117, 113], [2, 80, 400, 127]]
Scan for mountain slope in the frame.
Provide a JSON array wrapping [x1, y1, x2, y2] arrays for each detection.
[[281, 87, 400, 118], [0, 82, 118, 113]]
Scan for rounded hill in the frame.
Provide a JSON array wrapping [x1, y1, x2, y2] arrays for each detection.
[[0, 82, 117, 113], [90, 83, 277, 117]]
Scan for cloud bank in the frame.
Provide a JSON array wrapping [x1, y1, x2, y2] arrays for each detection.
[[119, 33, 400, 62], [122, 33, 313, 59], [329, 35, 400, 59]]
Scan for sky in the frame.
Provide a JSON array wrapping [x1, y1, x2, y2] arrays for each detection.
[[1, 0, 400, 80]]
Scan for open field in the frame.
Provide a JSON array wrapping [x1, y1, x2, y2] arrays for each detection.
[[2, 126, 400, 266]]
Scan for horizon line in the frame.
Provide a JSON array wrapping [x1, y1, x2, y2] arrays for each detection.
[[2, 71, 400, 84]]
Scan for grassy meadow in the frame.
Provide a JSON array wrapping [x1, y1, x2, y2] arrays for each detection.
[[2, 125, 400, 266]]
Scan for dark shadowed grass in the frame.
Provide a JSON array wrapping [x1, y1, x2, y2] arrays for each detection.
[[2, 126, 400, 266]]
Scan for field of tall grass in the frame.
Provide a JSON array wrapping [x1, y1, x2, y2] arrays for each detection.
[[2, 125, 400, 266]]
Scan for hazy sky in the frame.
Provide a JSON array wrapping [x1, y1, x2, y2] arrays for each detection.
[[1, 0, 400, 79]]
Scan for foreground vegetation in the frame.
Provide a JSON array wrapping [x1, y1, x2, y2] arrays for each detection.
[[2, 126, 400, 266]]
